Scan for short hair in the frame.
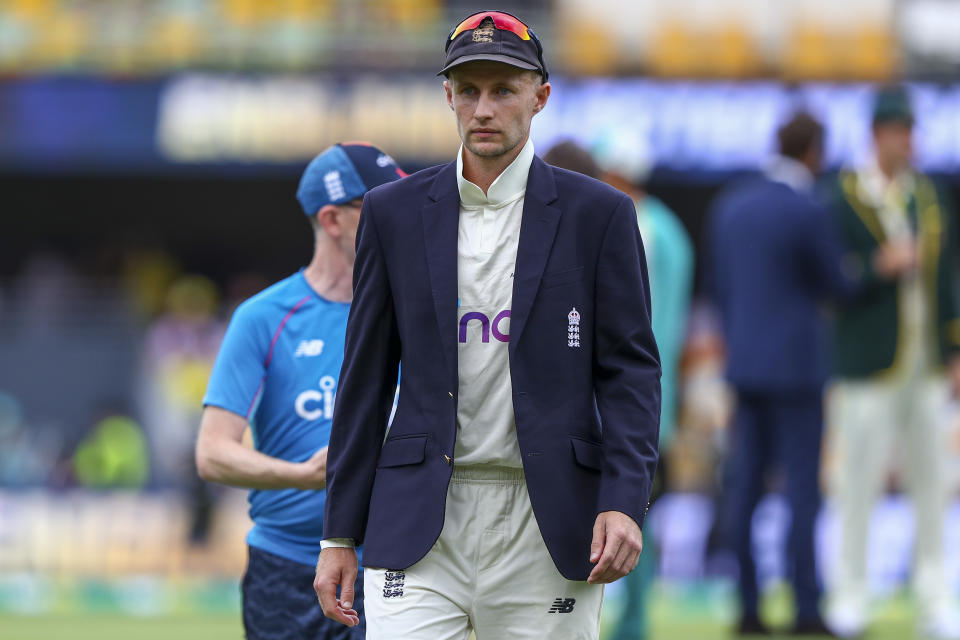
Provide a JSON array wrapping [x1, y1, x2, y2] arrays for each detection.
[[542, 140, 601, 179], [777, 112, 824, 161]]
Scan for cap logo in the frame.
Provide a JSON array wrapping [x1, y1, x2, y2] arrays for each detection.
[[472, 18, 495, 43], [324, 170, 346, 201], [376, 153, 396, 168]]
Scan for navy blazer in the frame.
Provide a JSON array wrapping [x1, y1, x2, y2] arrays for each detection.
[[707, 174, 850, 392], [323, 155, 661, 581]]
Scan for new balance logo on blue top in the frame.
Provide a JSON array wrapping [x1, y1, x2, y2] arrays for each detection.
[[294, 339, 325, 357]]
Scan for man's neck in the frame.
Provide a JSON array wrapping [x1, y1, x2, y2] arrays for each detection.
[[461, 138, 527, 194], [303, 235, 353, 303], [876, 156, 907, 182]]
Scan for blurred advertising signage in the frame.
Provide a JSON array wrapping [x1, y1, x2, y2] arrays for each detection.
[[156, 74, 462, 163], [156, 76, 960, 172], [533, 79, 960, 173]]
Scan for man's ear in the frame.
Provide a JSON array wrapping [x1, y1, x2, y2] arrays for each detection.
[[315, 204, 342, 238], [533, 81, 551, 114], [444, 80, 454, 111]]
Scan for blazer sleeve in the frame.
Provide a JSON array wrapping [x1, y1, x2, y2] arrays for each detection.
[[592, 194, 662, 529], [323, 191, 401, 542]]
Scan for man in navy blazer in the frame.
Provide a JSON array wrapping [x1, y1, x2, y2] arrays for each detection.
[[314, 10, 661, 639], [708, 113, 850, 637]]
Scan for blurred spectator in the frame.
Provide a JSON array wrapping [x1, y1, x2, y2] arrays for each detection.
[[121, 249, 181, 319], [10, 253, 86, 330], [821, 87, 960, 640], [139, 273, 224, 485], [707, 112, 849, 636], [542, 139, 601, 178], [73, 410, 149, 489], [137, 274, 224, 543], [0, 391, 60, 487]]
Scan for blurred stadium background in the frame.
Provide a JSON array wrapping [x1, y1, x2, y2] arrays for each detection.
[[3, 0, 960, 638]]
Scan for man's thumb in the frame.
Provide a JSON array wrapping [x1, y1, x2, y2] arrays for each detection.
[[340, 575, 355, 610], [590, 516, 605, 563]]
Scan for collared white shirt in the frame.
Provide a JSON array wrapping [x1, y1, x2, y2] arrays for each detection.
[[764, 155, 815, 193], [454, 137, 534, 468]]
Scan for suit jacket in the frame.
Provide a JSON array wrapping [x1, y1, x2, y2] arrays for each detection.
[[821, 170, 960, 378], [708, 173, 851, 393], [322, 155, 661, 581]]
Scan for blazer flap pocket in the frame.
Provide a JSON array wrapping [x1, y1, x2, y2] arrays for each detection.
[[571, 438, 603, 471], [541, 266, 583, 289], [378, 435, 428, 468]]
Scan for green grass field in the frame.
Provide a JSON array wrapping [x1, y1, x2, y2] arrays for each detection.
[[0, 612, 918, 640], [0, 580, 922, 639], [0, 600, 921, 640], [0, 614, 242, 640]]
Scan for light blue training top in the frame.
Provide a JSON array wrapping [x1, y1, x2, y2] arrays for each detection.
[[204, 270, 351, 567]]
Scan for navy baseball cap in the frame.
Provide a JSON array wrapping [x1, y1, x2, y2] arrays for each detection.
[[296, 142, 407, 216], [439, 10, 548, 81]]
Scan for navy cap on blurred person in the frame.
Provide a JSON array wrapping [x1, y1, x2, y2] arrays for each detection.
[[296, 142, 407, 216], [439, 10, 548, 81], [872, 86, 914, 127]]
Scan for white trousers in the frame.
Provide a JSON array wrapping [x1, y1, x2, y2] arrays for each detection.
[[363, 466, 604, 640], [827, 372, 951, 620]]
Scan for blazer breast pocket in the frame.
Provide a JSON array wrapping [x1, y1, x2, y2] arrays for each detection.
[[541, 266, 584, 290]]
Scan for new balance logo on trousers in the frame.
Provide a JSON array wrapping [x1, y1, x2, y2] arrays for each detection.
[[548, 598, 576, 613]]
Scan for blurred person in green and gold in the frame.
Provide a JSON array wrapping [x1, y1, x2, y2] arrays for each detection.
[[822, 86, 960, 640]]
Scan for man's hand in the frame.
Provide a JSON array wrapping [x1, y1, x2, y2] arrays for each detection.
[[295, 447, 328, 490], [314, 547, 360, 627], [587, 510, 643, 584], [872, 239, 917, 280]]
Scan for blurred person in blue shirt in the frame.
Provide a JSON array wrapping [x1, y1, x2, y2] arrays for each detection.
[[196, 142, 405, 640], [708, 113, 852, 637], [590, 133, 694, 640]]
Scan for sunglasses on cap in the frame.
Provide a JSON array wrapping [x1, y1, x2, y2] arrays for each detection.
[[445, 10, 545, 58]]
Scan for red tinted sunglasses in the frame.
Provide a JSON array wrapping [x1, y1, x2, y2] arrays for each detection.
[[446, 11, 542, 52]]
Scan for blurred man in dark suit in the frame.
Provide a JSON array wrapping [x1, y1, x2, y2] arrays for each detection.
[[708, 112, 850, 637]]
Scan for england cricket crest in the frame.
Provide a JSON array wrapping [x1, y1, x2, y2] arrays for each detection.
[[567, 308, 581, 348], [382, 569, 405, 598]]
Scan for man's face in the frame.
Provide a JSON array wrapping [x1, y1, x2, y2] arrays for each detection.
[[444, 61, 550, 160], [873, 121, 913, 173]]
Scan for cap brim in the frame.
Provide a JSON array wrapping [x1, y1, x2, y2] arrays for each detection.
[[438, 54, 539, 76]]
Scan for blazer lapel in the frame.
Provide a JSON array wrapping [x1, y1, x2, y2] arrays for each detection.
[[510, 157, 560, 350], [422, 161, 460, 391]]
